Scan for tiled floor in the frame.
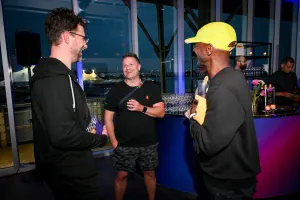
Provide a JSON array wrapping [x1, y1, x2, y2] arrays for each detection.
[[0, 156, 299, 200]]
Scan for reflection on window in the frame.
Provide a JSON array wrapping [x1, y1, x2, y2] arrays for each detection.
[[0, 47, 3, 87], [137, 2, 160, 86], [222, 0, 248, 41], [279, 1, 298, 62], [78, 0, 131, 97], [1, 0, 73, 168], [253, 0, 275, 67], [137, 2, 177, 93], [0, 43, 14, 169], [184, 1, 216, 92]]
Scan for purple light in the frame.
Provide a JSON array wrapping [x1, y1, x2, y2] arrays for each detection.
[[283, 0, 297, 3], [76, 61, 84, 90], [177, 58, 185, 94], [177, 0, 185, 95]]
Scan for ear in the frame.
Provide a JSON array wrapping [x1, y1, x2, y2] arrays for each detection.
[[206, 44, 213, 56], [62, 32, 70, 44], [280, 64, 284, 69], [138, 64, 141, 71]]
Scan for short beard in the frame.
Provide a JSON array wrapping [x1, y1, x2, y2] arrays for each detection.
[[240, 64, 247, 70], [71, 47, 83, 63]]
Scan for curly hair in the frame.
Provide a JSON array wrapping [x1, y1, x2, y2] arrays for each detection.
[[45, 7, 87, 45]]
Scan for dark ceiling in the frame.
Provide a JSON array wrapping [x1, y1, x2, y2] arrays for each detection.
[[137, 0, 297, 21]]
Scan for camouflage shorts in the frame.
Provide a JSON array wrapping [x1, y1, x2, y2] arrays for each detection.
[[112, 143, 159, 172]]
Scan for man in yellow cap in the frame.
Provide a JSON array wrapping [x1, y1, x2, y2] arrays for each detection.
[[185, 22, 261, 200]]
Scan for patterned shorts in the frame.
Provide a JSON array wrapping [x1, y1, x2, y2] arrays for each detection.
[[112, 143, 159, 172]]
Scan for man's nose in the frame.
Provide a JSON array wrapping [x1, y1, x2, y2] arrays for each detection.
[[83, 43, 88, 50]]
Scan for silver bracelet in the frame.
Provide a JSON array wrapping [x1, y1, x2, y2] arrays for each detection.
[[189, 113, 196, 119]]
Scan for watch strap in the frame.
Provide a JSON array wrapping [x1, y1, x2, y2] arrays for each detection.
[[142, 106, 147, 113]]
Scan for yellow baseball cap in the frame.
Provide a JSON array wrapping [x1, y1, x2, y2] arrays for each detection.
[[185, 22, 237, 51]]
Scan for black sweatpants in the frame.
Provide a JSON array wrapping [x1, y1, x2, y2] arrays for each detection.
[[195, 158, 256, 200]]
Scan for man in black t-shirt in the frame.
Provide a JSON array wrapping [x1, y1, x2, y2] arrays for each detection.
[[104, 52, 165, 200], [268, 57, 299, 105]]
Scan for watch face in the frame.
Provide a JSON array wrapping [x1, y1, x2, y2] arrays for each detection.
[[143, 106, 147, 113]]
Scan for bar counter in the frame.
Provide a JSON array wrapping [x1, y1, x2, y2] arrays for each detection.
[[155, 111, 300, 199]]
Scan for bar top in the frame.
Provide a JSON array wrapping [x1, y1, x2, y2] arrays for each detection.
[[165, 110, 300, 118], [253, 110, 300, 118]]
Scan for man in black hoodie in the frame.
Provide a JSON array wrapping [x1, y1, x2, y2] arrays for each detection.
[[30, 8, 108, 200], [185, 22, 260, 200]]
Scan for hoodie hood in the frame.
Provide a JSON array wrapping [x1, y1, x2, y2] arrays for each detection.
[[30, 57, 77, 86]]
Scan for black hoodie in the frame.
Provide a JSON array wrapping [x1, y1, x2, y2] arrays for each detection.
[[30, 57, 107, 179]]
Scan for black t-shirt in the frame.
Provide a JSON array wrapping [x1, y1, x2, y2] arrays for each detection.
[[268, 70, 298, 105], [104, 80, 163, 147]]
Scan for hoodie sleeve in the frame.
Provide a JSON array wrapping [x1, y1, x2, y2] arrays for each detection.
[[189, 86, 245, 156], [36, 75, 107, 150]]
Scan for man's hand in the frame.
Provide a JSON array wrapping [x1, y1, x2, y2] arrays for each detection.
[[111, 139, 118, 149], [284, 92, 294, 98], [278, 92, 293, 98], [127, 99, 143, 112], [102, 125, 108, 136], [184, 109, 190, 118], [90, 128, 96, 134], [190, 99, 199, 115]]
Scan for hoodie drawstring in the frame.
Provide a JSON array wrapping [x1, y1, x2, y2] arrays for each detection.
[[68, 75, 76, 112]]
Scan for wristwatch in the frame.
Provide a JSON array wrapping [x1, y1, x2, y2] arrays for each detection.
[[142, 106, 147, 113]]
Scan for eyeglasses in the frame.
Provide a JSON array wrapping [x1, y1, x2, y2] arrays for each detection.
[[69, 32, 89, 43]]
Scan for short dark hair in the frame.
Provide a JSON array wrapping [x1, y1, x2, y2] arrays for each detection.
[[235, 56, 245, 63], [122, 52, 140, 64], [45, 7, 87, 45], [281, 57, 294, 65]]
